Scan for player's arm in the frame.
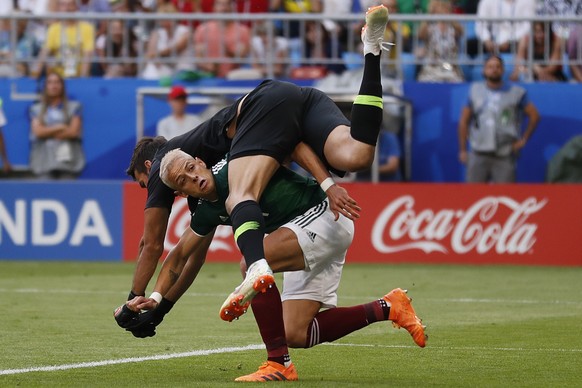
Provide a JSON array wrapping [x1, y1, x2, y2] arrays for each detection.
[[150, 228, 215, 304], [514, 102, 540, 153], [121, 227, 214, 338], [130, 206, 170, 296], [291, 142, 360, 221], [458, 106, 472, 164]]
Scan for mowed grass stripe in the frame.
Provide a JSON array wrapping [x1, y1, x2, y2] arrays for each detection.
[[2, 288, 581, 306]]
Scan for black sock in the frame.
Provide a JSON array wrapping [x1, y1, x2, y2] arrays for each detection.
[[230, 200, 265, 267], [350, 54, 383, 146]]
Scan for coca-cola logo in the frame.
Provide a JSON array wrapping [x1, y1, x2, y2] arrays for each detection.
[[372, 195, 547, 255], [164, 198, 234, 253]]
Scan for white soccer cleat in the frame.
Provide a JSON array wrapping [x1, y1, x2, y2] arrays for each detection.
[[361, 5, 391, 56], [219, 258, 275, 322]]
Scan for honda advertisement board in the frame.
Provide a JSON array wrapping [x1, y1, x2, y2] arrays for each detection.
[[2, 182, 581, 265], [0, 181, 122, 260]]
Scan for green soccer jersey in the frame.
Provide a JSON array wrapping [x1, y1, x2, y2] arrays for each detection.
[[190, 160, 327, 236]]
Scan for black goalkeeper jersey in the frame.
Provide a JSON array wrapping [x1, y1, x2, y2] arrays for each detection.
[[144, 101, 240, 211]]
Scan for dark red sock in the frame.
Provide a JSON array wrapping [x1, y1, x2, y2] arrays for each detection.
[[304, 300, 389, 348], [250, 284, 290, 365]]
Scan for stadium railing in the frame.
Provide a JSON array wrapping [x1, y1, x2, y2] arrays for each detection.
[[1, 12, 581, 81]]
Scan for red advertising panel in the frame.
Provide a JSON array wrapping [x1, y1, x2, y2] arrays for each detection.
[[122, 182, 146, 261], [342, 183, 582, 266], [122, 182, 239, 262], [122, 183, 582, 266]]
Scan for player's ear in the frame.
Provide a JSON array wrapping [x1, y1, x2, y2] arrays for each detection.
[[144, 160, 152, 169], [174, 190, 188, 198]]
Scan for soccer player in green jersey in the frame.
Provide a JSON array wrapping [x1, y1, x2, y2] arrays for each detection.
[[121, 149, 426, 382]]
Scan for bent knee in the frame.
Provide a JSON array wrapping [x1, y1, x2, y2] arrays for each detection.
[[351, 152, 375, 171], [285, 329, 308, 348]]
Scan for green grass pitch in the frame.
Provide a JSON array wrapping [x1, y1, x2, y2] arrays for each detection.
[[0, 261, 581, 387]]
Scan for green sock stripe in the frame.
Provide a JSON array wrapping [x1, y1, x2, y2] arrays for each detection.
[[354, 95, 383, 109], [234, 221, 261, 242]]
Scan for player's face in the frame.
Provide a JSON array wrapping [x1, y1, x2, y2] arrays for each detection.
[[169, 156, 216, 200], [133, 160, 152, 189], [134, 170, 149, 189]]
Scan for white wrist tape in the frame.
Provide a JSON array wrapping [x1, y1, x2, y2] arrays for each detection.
[[320, 177, 335, 192], [149, 292, 162, 304]]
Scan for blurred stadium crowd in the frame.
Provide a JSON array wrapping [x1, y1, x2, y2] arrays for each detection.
[[0, 0, 580, 82]]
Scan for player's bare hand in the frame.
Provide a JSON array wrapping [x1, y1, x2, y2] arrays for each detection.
[[326, 184, 361, 221], [126, 296, 149, 312], [136, 298, 159, 311]]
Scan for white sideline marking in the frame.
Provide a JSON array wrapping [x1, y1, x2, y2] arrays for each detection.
[[3, 342, 581, 376], [0, 344, 264, 376]]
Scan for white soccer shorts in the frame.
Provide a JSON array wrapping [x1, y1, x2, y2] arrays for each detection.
[[280, 199, 354, 308]]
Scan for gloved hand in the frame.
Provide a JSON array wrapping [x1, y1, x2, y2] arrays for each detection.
[[113, 304, 139, 329], [126, 298, 175, 338], [113, 290, 144, 329]]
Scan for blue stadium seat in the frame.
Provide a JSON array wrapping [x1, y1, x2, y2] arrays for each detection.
[[342, 52, 364, 71], [400, 52, 416, 81]]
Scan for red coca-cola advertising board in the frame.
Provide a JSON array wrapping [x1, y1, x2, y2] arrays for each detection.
[[122, 183, 582, 266]]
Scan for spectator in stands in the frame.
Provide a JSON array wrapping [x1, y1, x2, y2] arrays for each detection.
[[0, 16, 41, 77], [320, 0, 354, 54], [470, 0, 536, 57], [356, 0, 411, 76], [77, 0, 111, 37], [95, 19, 138, 78], [417, 0, 464, 82], [391, 0, 429, 37], [0, 19, 14, 77], [396, 0, 429, 13], [141, 2, 194, 79], [156, 85, 203, 139], [251, 20, 289, 78], [357, 129, 402, 182], [303, 20, 346, 74], [510, 21, 567, 82], [29, 71, 85, 179], [567, 23, 582, 82], [0, 97, 12, 174], [455, 0, 479, 14], [170, 0, 201, 28], [458, 55, 540, 183], [32, 0, 95, 78], [270, 0, 322, 65], [382, 0, 411, 51], [234, 0, 270, 29], [540, 1, 582, 82], [194, 0, 251, 78]]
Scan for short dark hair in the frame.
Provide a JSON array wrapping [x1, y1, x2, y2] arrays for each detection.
[[126, 136, 167, 180], [485, 54, 504, 68]]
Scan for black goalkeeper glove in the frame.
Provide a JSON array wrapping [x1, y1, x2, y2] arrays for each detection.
[[113, 290, 145, 329], [127, 298, 175, 338], [114, 304, 139, 329]]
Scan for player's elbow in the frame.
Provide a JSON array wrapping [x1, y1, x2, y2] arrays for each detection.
[[142, 240, 165, 257]]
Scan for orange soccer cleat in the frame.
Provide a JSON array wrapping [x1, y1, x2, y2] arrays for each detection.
[[220, 259, 275, 322], [383, 288, 428, 347], [234, 361, 298, 382]]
